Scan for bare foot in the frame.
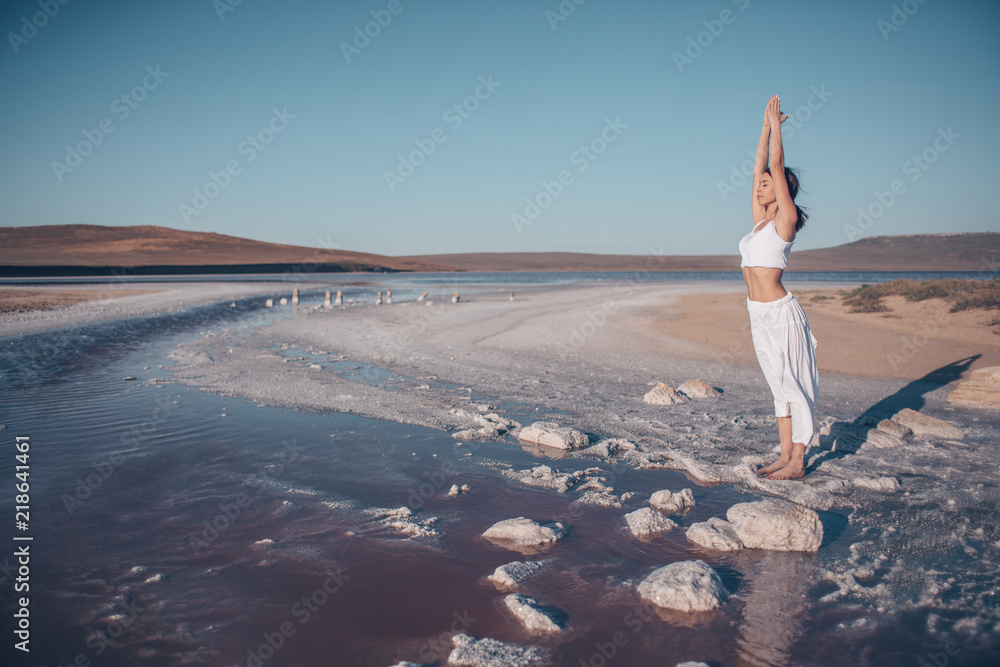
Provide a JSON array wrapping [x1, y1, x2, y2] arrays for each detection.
[[757, 458, 788, 475], [767, 461, 805, 480]]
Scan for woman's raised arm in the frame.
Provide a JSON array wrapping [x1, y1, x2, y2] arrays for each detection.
[[751, 111, 770, 223], [766, 96, 797, 240]]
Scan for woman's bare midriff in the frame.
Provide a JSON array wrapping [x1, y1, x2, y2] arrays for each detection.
[[742, 266, 788, 302]]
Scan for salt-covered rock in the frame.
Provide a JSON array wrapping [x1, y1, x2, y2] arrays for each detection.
[[501, 594, 564, 634], [517, 422, 589, 450], [650, 488, 695, 515], [504, 465, 609, 494], [643, 382, 688, 405], [447, 484, 471, 497], [891, 408, 963, 440], [850, 475, 901, 493], [947, 366, 1000, 409], [863, 429, 906, 449], [876, 418, 912, 439], [726, 499, 823, 552], [623, 507, 678, 540], [577, 437, 636, 458], [636, 560, 729, 612], [488, 561, 544, 590], [572, 476, 625, 507], [503, 464, 578, 493], [482, 517, 566, 552], [390, 662, 426, 667], [366, 507, 440, 538], [575, 490, 623, 508], [677, 379, 721, 399], [676, 662, 711, 667], [686, 517, 743, 551], [447, 634, 551, 667]]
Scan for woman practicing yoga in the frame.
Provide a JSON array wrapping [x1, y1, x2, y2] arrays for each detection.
[[740, 95, 819, 480]]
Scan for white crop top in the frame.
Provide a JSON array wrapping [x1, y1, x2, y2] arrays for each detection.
[[739, 219, 792, 269]]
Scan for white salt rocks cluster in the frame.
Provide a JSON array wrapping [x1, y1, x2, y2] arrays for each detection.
[[685, 517, 743, 552], [623, 508, 678, 540], [482, 517, 566, 553], [503, 464, 598, 493], [366, 507, 441, 538], [517, 421, 589, 450], [503, 465, 631, 507], [447, 634, 551, 667], [452, 410, 520, 441], [637, 560, 729, 612], [488, 560, 545, 590], [644, 379, 720, 405], [501, 594, 564, 634], [650, 488, 695, 515], [685, 499, 823, 552], [948, 366, 1000, 409], [447, 484, 472, 497]]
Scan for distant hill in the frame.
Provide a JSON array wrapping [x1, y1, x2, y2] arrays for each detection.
[[408, 233, 1000, 273], [0, 225, 996, 276], [0, 225, 454, 275]]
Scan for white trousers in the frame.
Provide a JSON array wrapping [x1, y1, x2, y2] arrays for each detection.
[[747, 293, 819, 446]]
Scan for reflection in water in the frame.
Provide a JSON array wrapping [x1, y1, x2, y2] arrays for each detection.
[[735, 550, 817, 667]]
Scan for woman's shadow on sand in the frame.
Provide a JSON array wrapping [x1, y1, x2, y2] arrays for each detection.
[[808, 354, 978, 469]]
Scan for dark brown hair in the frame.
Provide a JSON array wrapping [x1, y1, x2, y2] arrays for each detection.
[[765, 166, 808, 232]]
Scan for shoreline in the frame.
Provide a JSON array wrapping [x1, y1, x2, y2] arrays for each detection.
[[4, 279, 998, 650]]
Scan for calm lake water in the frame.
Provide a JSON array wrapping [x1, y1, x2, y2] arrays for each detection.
[[1, 277, 997, 666]]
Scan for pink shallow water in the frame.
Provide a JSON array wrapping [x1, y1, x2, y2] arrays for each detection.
[[1, 296, 996, 667]]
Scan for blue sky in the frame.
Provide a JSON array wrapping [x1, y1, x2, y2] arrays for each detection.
[[1, 0, 997, 257]]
